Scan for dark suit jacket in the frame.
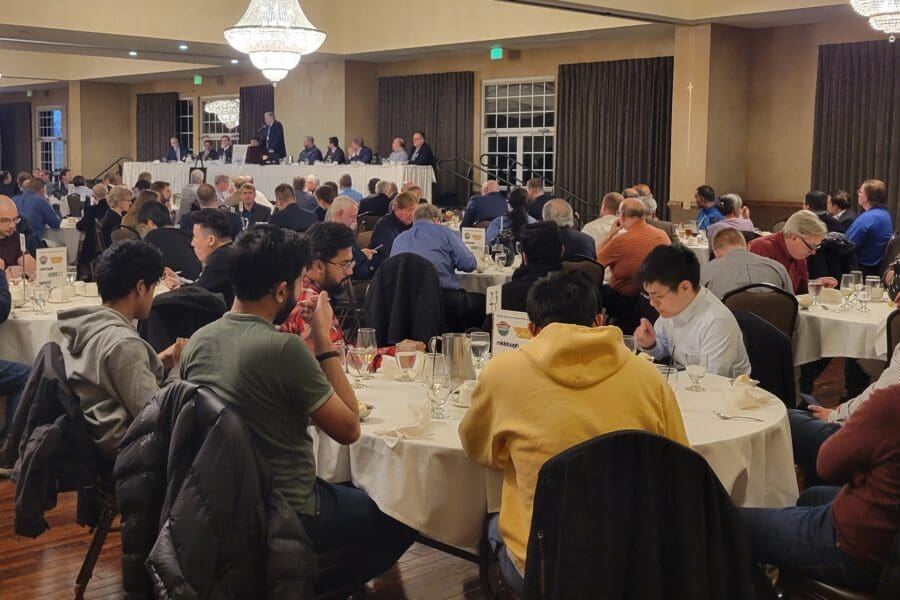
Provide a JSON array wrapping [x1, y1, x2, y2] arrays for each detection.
[[359, 193, 392, 217], [324, 147, 346, 164], [369, 212, 410, 270], [461, 192, 508, 227], [144, 227, 202, 280], [501, 264, 559, 312], [410, 142, 435, 166], [527, 192, 552, 221], [99, 209, 123, 248], [166, 147, 189, 162], [180, 209, 242, 240], [560, 226, 597, 261], [270, 203, 319, 232], [350, 146, 373, 164], [199, 148, 219, 162], [264, 121, 287, 159], [220, 145, 233, 164], [241, 202, 272, 226], [195, 244, 234, 307], [295, 190, 318, 212], [813, 210, 841, 234], [648, 218, 679, 243], [298, 146, 323, 164], [835, 209, 857, 233]]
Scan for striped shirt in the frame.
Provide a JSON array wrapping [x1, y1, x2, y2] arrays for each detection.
[[596, 220, 671, 296], [829, 343, 900, 424], [701, 248, 793, 298]]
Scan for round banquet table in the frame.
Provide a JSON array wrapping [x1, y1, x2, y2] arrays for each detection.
[[45, 222, 84, 265], [792, 296, 894, 366], [312, 370, 798, 551], [0, 295, 102, 363], [456, 267, 514, 294], [683, 239, 710, 266]]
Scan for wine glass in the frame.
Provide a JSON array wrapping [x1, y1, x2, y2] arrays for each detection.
[[495, 249, 507, 269], [356, 328, 377, 380], [622, 335, 638, 354], [839, 274, 855, 310], [851, 270, 863, 288], [347, 348, 369, 389], [33, 285, 49, 315], [424, 353, 451, 419], [470, 332, 491, 371], [858, 285, 871, 312], [395, 340, 419, 382], [684, 351, 708, 392], [807, 279, 824, 310]]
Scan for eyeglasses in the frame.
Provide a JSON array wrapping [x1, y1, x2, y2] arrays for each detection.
[[798, 236, 820, 253], [641, 288, 674, 302], [327, 260, 356, 272], [0, 216, 21, 226]]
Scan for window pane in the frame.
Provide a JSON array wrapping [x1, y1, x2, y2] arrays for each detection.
[[488, 137, 497, 152], [508, 84, 520, 98], [485, 85, 497, 99], [507, 114, 519, 128], [497, 115, 507, 128], [545, 113, 554, 127], [521, 83, 532, 96], [496, 85, 507, 98], [486, 114, 497, 129], [485, 99, 497, 114]]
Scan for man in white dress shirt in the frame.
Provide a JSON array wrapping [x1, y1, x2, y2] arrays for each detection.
[[388, 138, 409, 163], [634, 243, 751, 378], [582, 192, 623, 246]]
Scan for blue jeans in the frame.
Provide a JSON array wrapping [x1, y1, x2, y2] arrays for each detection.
[[788, 409, 840, 488], [738, 487, 876, 591], [300, 478, 417, 584], [0, 360, 30, 443], [487, 513, 526, 597]]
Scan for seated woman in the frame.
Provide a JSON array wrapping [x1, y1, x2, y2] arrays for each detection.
[[485, 188, 536, 247]]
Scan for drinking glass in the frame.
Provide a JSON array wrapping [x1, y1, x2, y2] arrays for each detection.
[[470, 331, 491, 371], [495, 250, 507, 270], [424, 353, 451, 419], [241, 217, 250, 230], [66, 266, 77, 286], [33, 285, 49, 315], [684, 351, 708, 392], [851, 271, 863, 288], [395, 340, 419, 382], [858, 286, 871, 312], [622, 335, 638, 354], [347, 348, 369, 389], [356, 328, 377, 379], [807, 279, 824, 309]]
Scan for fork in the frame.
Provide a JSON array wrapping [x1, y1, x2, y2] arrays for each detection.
[[714, 410, 764, 422]]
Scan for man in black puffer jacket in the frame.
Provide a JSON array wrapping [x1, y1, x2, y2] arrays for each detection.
[[114, 380, 316, 599]]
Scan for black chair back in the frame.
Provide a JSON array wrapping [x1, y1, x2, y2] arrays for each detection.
[[561, 256, 605, 292], [138, 286, 228, 352], [731, 308, 797, 409], [357, 213, 380, 233], [524, 430, 767, 599], [67, 194, 83, 218], [722, 282, 798, 339], [887, 309, 900, 364]]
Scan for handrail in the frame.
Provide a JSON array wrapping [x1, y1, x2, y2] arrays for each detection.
[[436, 157, 520, 192], [91, 156, 133, 183]]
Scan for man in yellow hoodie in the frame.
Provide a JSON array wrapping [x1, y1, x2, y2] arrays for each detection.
[[459, 271, 688, 595]]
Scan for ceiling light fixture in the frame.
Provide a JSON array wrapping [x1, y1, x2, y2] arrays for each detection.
[[204, 99, 240, 129], [851, 0, 900, 40], [128, 50, 138, 57], [224, 0, 326, 85], [179, 44, 189, 51]]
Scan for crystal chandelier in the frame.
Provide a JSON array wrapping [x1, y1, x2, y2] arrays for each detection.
[[205, 99, 241, 129], [224, 0, 326, 85], [851, 0, 900, 40]]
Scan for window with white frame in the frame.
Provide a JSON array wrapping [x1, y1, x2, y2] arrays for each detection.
[[482, 78, 556, 189], [200, 96, 240, 148], [177, 98, 194, 152], [36, 107, 65, 174]]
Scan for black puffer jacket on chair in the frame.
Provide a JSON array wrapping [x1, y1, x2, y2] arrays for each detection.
[[114, 380, 316, 600]]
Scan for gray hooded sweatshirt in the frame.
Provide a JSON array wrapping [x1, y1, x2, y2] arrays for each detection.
[[58, 305, 164, 458]]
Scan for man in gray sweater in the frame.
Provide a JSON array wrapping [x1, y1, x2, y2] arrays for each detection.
[[58, 241, 185, 459]]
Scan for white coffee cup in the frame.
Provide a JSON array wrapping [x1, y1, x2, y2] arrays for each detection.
[[49, 287, 65, 303], [871, 286, 885, 301], [457, 380, 477, 408], [74, 281, 87, 296], [85, 282, 99, 297]]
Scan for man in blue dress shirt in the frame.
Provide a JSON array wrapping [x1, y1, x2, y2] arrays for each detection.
[[337, 174, 363, 203], [13, 178, 60, 241], [460, 180, 508, 228], [847, 179, 893, 277], [694, 184, 723, 231]]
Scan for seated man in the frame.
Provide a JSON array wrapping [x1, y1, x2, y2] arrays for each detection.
[[739, 384, 900, 592], [391, 204, 481, 330], [164, 208, 235, 307], [180, 183, 242, 240], [0, 269, 30, 473], [337, 174, 363, 204], [59, 241, 184, 458], [0, 196, 37, 278], [596, 198, 670, 315], [635, 184, 678, 243], [347, 137, 373, 164], [582, 192, 622, 245], [199, 139, 219, 162], [460, 180, 508, 228], [359, 179, 395, 217], [178, 169, 204, 220], [634, 244, 751, 378], [525, 177, 552, 221], [368, 192, 416, 270], [297, 136, 323, 164], [388, 138, 409, 163], [847, 179, 893, 277], [238, 183, 271, 226], [180, 225, 416, 585], [326, 196, 374, 281], [460, 271, 688, 596], [270, 183, 318, 232], [701, 228, 792, 298], [499, 221, 563, 312], [14, 178, 61, 241], [749, 209, 835, 294], [803, 190, 840, 233], [281, 222, 356, 349], [827, 189, 856, 233], [313, 185, 336, 222], [139, 200, 202, 280], [706, 193, 755, 251], [695, 184, 723, 231], [543, 199, 596, 260]]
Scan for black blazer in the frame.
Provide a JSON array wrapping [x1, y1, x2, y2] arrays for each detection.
[[195, 244, 235, 307], [166, 147, 189, 162], [410, 142, 435, 167], [269, 203, 319, 232], [350, 146, 373, 164], [359, 193, 392, 217], [220, 145, 233, 164], [99, 210, 123, 248], [199, 148, 219, 162], [835, 209, 857, 233], [324, 146, 346, 164], [241, 202, 272, 226], [144, 227, 202, 280], [264, 121, 287, 158], [180, 209, 242, 240], [297, 146, 323, 164], [560, 226, 597, 261]]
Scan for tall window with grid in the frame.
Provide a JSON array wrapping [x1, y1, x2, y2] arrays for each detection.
[[177, 98, 194, 153], [200, 96, 240, 148], [36, 107, 65, 174], [482, 79, 556, 190]]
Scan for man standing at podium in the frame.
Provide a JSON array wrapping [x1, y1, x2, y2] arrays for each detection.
[[262, 111, 286, 159]]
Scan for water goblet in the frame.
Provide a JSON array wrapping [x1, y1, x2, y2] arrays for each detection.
[[807, 279, 824, 310], [395, 340, 419, 382], [470, 331, 491, 371], [684, 351, 708, 392], [356, 328, 378, 380]]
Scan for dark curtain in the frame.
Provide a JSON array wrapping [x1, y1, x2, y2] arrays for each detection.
[[811, 40, 900, 223], [0, 103, 33, 176], [377, 71, 474, 206], [136, 92, 178, 161], [239, 84, 274, 144], [555, 57, 673, 220]]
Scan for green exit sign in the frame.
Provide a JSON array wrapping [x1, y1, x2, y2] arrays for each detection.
[[490, 47, 503, 61], [193, 75, 203, 85], [26, 90, 32, 98]]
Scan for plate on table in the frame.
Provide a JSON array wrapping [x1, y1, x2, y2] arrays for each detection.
[[358, 402, 374, 421]]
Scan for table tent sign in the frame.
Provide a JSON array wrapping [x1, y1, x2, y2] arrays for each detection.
[[35, 247, 67, 288]]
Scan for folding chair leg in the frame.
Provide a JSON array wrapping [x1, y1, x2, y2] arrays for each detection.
[[73, 506, 116, 600]]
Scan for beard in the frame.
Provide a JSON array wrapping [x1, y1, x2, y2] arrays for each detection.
[[273, 291, 298, 326]]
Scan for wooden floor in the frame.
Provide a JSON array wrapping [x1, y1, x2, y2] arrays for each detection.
[[0, 360, 848, 599]]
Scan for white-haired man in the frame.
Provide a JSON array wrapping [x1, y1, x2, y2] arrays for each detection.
[[749, 210, 836, 294], [543, 199, 596, 261], [179, 169, 205, 219], [460, 180, 508, 228]]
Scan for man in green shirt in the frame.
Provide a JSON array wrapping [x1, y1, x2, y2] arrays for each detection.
[[180, 224, 415, 585]]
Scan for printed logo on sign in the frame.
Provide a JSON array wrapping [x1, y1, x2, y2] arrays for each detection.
[[496, 321, 511, 336], [39, 255, 48, 265]]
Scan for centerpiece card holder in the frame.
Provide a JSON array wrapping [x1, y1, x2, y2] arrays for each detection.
[[461, 227, 486, 256], [35, 247, 67, 288], [491, 309, 532, 355]]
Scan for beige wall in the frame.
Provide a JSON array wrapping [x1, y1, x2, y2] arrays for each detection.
[[79, 82, 130, 177], [275, 61, 348, 156]]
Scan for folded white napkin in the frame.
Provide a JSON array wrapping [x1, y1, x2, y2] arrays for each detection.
[[727, 380, 772, 410], [373, 399, 432, 448], [379, 351, 426, 381]]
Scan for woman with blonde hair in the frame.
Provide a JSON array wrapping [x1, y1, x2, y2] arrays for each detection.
[[98, 185, 134, 246]]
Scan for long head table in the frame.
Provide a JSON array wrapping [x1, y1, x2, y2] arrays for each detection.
[[122, 162, 436, 204]]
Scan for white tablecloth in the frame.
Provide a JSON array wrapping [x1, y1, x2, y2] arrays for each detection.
[[45, 222, 83, 265], [0, 295, 101, 363], [684, 240, 710, 266], [457, 268, 514, 294], [123, 162, 436, 204], [793, 298, 893, 365], [312, 370, 798, 551]]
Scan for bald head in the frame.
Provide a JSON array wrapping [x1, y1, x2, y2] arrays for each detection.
[[619, 198, 646, 221], [481, 180, 500, 195], [0, 195, 19, 238], [622, 187, 640, 199]]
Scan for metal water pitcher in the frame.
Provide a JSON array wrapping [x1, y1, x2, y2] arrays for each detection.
[[428, 333, 477, 389]]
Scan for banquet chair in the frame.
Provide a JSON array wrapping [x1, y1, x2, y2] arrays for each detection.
[[475, 219, 493, 229], [561, 256, 605, 294], [67, 194, 83, 218], [357, 213, 380, 233], [499, 430, 773, 599], [110, 224, 141, 243], [722, 282, 798, 339], [886, 309, 900, 364], [357, 230, 373, 249], [731, 308, 797, 409], [332, 278, 366, 341], [137, 286, 228, 352]]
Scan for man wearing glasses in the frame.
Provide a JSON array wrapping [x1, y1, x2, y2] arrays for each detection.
[[0, 196, 36, 279], [748, 209, 837, 294]]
